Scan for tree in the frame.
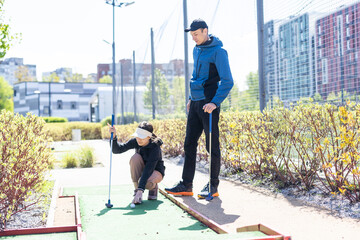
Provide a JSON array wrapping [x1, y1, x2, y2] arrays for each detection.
[[15, 65, 34, 83], [222, 83, 241, 111], [99, 75, 112, 83], [42, 72, 59, 82], [85, 74, 96, 83], [236, 71, 259, 111], [70, 73, 83, 82], [0, 0, 19, 59], [171, 76, 185, 113], [143, 69, 170, 114], [0, 76, 13, 111]]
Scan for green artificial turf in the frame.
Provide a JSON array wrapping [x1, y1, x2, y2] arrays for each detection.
[[62, 185, 271, 240]]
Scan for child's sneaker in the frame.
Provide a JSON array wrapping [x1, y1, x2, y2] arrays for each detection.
[[148, 184, 158, 200], [165, 181, 193, 196], [197, 183, 219, 199]]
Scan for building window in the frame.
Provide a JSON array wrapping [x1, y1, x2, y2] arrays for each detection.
[[347, 40, 351, 50], [318, 37, 321, 46], [337, 15, 344, 56], [346, 14, 349, 24], [319, 49, 322, 58], [318, 25, 321, 34], [71, 101, 76, 109], [57, 100, 63, 109], [346, 27, 350, 37], [322, 58, 328, 84], [13, 90, 16, 97]]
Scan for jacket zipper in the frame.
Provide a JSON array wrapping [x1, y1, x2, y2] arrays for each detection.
[[196, 48, 203, 78]]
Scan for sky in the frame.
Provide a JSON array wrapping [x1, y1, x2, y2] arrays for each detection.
[[2, 0, 356, 90]]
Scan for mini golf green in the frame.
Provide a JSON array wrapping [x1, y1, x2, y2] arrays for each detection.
[[0, 232, 77, 240], [63, 185, 268, 240]]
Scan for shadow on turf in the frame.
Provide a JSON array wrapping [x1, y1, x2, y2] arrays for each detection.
[[178, 221, 209, 231], [96, 200, 164, 216]]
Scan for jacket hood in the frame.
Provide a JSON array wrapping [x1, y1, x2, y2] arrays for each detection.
[[197, 34, 223, 48], [143, 138, 163, 148]]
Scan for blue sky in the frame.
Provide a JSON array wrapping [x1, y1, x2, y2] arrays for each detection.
[[2, 0, 355, 90]]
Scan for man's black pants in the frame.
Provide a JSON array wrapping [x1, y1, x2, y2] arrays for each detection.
[[182, 99, 220, 189]]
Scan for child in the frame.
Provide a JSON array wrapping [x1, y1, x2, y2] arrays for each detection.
[[108, 121, 165, 204]]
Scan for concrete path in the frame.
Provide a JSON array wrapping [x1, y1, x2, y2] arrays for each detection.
[[49, 140, 360, 240]]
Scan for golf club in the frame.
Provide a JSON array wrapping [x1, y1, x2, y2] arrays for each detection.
[[105, 114, 115, 208], [206, 112, 214, 201]]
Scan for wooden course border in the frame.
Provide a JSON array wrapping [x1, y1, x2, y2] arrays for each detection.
[[159, 188, 292, 240]]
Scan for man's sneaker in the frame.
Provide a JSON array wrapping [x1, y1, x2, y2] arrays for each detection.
[[197, 183, 219, 199], [148, 184, 158, 200], [165, 181, 193, 196]]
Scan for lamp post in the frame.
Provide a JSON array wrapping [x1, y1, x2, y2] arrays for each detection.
[[105, 0, 134, 124], [34, 90, 41, 116]]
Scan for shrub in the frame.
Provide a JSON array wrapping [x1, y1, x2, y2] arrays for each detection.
[[42, 117, 68, 123], [62, 153, 78, 168], [101, 112, 152, 127], [0, 110, 53, 229], [78, 145, 95, 168], [44, 122, 102, 141], [100, 102, 360, 202]]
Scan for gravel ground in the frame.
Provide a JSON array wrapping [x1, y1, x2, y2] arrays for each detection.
[[3, 190, 52, 230], [169, 155, 360, 221]]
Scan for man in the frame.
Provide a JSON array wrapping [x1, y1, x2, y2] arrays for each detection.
[[165, 19, 233, 199]]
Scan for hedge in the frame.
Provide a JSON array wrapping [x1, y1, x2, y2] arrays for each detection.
[[103, 101, 360, 203], [44, 122, 102, 141]]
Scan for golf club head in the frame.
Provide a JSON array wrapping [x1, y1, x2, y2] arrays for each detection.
[[205, 193, 213, 201], [105, 200, 113, 208]]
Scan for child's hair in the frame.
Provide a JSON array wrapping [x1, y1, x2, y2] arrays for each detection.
[[138, 121, 160, 142]]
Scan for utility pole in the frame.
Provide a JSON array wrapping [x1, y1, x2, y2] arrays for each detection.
[[133, 50, 137, 122], [120, 62, 124, 124], [257, 0, 266, 112], [183, 0, 190, 113], [151, 28, 156, 119], [105, 0, 135, 124], [48, 81, 51, 116]]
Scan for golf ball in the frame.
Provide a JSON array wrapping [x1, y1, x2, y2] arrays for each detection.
[[130, 203, 135, 209]]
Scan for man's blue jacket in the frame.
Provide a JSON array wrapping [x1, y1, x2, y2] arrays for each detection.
[[189, 34, 234, 107]]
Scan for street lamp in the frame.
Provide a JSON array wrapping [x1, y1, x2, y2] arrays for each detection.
[[105, 0, 135, 124], [34, 90, 41, 116]]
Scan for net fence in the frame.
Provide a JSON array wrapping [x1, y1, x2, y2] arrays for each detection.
[[109, 0, 360, 123]]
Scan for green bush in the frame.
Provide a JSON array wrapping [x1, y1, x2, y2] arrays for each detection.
[[100, 102, 360, 202], [62, 152, 78, 168], [0, 110, 53, 229], [44, 122, 102, 141], [78, 145, 95, 168], [101, 112, 152, 127], [42, 117, 68, 123]]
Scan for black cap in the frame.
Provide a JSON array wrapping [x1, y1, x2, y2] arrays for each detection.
[[185, 19, 208, 32]]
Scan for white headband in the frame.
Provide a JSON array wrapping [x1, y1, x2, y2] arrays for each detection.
[[132, 128, 153, 139]]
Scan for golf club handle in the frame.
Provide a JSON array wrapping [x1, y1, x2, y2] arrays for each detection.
[[110, 114, 115, 140], [209, 112, 212, 133]]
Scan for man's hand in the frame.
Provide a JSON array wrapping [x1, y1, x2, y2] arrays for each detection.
[[203, 103, 217, 113], [107, 122, 117, 139], [132, 189, 143, 204], [187, 100, 191, 113]]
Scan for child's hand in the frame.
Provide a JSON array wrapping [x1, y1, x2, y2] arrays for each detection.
[[132, 189, 143, 204], [107, 122, 117, 139]]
